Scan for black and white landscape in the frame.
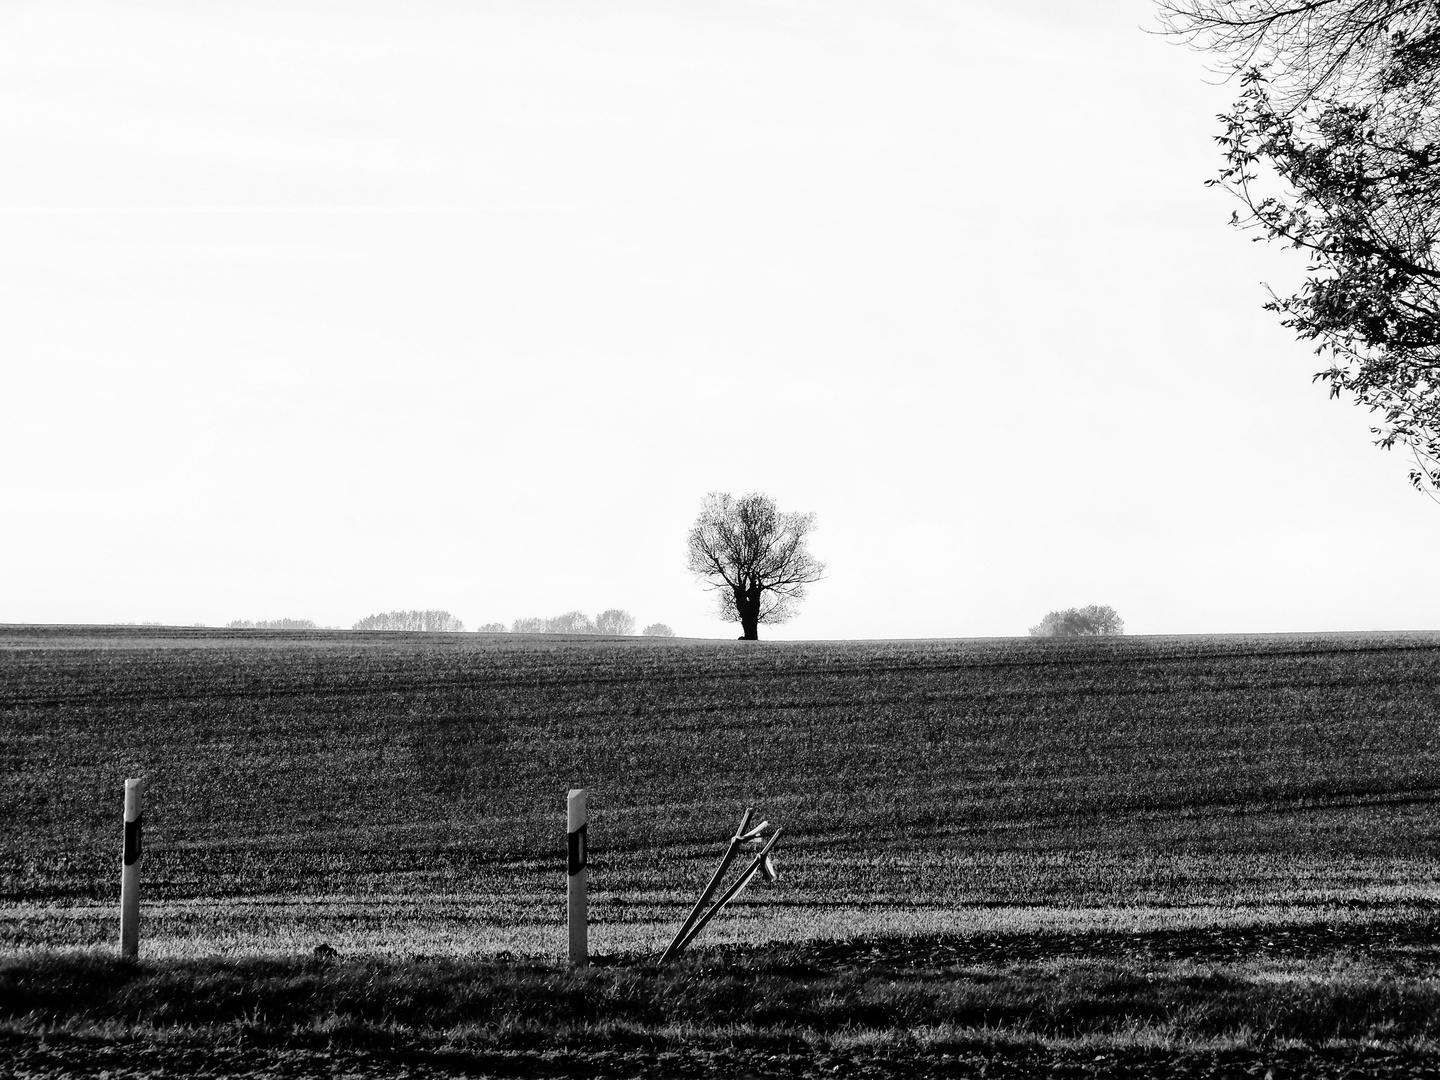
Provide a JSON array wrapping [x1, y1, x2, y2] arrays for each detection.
[[3, 2, 1439, 1077]]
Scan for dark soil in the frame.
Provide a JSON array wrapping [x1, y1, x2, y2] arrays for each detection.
[[3, 1034, 1437, 1079], [789, 916, 1440, 970]]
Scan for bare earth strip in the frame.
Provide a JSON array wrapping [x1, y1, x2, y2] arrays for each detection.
[[4, 1039, 1438, 1079]]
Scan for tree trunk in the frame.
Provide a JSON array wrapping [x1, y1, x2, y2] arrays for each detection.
[[734, 586, 761, 641]]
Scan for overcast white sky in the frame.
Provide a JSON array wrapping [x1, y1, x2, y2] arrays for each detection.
[[2, 0, 1436, 639]]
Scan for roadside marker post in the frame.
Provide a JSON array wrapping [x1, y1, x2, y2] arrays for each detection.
[[567, 788, 588, 967], [119, 778, 144, 959]]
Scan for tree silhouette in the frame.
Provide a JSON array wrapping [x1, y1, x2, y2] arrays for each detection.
[[686, 492, 825, 641]]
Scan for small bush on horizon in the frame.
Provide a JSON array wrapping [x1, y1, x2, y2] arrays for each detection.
[[476, 622, 507, 633], [509, 610, 638, 635], [594, 609, 636, 635], [642, 622, 675, 637], [352, 611, 464, 632], [512, 613, 594, 634], [227, 618, 317, 630], [545, 611, 596, 634], [1029, 605, 1123, 638]]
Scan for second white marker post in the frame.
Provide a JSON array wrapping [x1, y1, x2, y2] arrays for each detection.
[[119, 777, 144, 958], [567, 788, 588, 967]]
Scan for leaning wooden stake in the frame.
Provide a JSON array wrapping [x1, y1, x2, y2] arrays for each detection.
[[119, 778, 144, 958], [658, 808, 751, 964], [673, 828, 782, 957], [659, 808, 780, 964]]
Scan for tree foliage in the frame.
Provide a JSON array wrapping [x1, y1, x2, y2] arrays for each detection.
[[1159, 0, 1440, 492], [352, 610, 464, 632], [642, 622, 675, 637], [686, 492, 825, 641], [1029, 605, 1125, 638], [476, 622, 507, 633]]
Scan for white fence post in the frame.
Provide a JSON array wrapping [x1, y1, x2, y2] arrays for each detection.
[[119, 778, 144, 958], [567, 788, 587, 967]]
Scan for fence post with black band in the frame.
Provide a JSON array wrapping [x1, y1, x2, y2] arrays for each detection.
[[567, 788, 587, 967], [119, 777, 144, 958]]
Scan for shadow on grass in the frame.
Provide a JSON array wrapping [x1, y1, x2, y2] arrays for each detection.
[[5, 922, 1440, 1054]]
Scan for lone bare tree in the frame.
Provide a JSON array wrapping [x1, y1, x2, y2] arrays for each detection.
[[686, 492, 825, 641]]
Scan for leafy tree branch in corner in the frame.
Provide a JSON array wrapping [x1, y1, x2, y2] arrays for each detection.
[[1159, 0, 1440, 494]]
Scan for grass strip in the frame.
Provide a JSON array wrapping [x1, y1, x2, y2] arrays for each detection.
[[5, 936, 1440, 1053]]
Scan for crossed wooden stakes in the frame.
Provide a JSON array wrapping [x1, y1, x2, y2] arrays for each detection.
[[658, 807, 782, 964]]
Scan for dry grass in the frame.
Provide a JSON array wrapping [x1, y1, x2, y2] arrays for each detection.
[[4, 933, 1440, 1054]]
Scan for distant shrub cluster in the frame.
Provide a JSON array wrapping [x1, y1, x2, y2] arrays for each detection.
[[508, 609, 638, 636], [642, 623, 675, 637], [1029, 605, 1124, 638], [596, 609, 637, 635], [352, 610, 464, 632], [226, 619, 317, 630], [476, 622, 507, 633]]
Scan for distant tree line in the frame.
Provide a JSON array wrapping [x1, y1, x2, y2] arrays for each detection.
[[352, 610, 465, 632], [218, 610, 675, 635], [227, 618, 317, 630]]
